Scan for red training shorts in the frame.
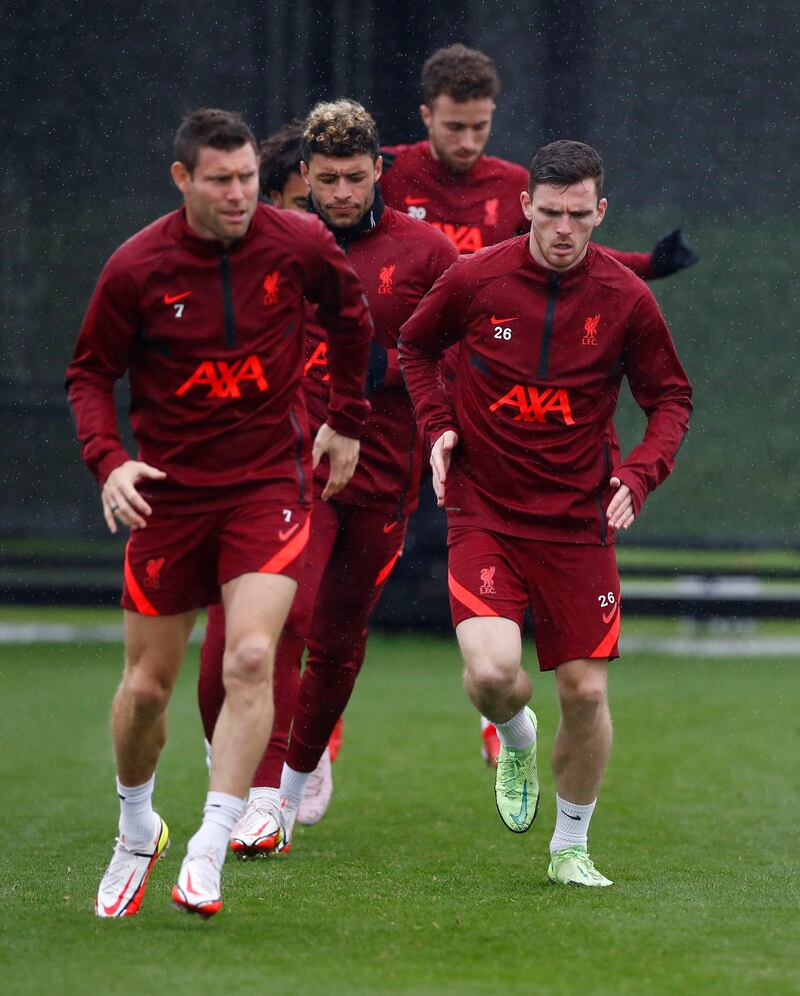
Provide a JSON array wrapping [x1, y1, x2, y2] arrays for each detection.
[[447, 526, 620, 670], [121, 500, 310, 616]]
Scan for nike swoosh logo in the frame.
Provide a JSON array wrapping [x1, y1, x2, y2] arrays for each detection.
[[102, 870, 136, 915], [382, 521, 398, 534], [490, 315, 519, 324], [602, 603, 619, 625], [560, 809, 581, 821], [510, 782, 528, 826], [164, 291, 193, 304], [278, 522, 300, 542], [404, 196, 429, 205]]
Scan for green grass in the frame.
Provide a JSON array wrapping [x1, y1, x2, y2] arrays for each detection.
[[1, 628, 799, 994]]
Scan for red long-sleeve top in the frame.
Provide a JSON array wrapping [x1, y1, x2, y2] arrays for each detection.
[[302, 205, 458, 517], [65, 205, 372, 513], [399, 237, 692, 545], [381, 141, 657, 278]]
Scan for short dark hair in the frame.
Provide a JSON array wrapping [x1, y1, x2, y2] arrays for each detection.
[[258, 119, 303, 195], [528, 140, 605, 198], [421, 44, 501, 104], [174, 108, 257, 173], [301, 99, 380, 161]]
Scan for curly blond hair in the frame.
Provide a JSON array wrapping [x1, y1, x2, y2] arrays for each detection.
[[301, 99, 380, 160]]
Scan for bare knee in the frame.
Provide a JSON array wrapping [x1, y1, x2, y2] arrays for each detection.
[[464, 655, 520, 698], [121, 667, 173, 721], [224, 636, 275, 689], [557, 664, 608, 722]]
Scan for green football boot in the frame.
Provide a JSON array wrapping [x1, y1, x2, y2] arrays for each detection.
[[547, 845, 613, 887], [493, 707, 539, 833]]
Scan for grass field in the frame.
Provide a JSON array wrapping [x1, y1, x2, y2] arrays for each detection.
[[1, 619, 799, 994]]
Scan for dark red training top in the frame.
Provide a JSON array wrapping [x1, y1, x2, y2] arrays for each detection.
[[302, 205, 458, 517], [399, 238, 692, 545], [66, 204, 372, 513]]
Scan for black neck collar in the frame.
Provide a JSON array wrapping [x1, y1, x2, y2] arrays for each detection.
[[308, 186, 385, 249]]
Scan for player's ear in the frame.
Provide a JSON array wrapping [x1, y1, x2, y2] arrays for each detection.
[[594, 197, 608, 228], [267, 189, 282, 207], [171, 161, 190, 193], [373, 155, 383, 182], [521, 190, 533, 222], [299, 161, 311, 185], [419, 103, 432, 130]]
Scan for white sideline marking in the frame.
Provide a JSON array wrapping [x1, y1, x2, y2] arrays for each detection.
[[620, 635, 800, 657], [0, 623, 799, 656], [0, 623, 203, 644]]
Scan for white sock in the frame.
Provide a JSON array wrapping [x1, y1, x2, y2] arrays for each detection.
[[550, 795, 596, 854], [117, 774, 157, 844], [280, 764, 311, 811], [187, 791, 246, 868], [495, 708, 536, 750], [249, 786, 281, 808]]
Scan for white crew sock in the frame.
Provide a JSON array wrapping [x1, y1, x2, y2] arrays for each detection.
[[117, 774, 158, 844], [280, 764, 312, 812], [550, 794, 596, 854], [495, 707, 536, 751], [249, 785, 281, 808], [187, 791, 246, 868]]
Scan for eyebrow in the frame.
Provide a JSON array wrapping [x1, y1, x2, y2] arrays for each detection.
[[317, 170, 366, 178], [443, 119, 490, 127]]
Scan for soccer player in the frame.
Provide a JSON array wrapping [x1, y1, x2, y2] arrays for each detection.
[[399, 140, 692, 886], [383, 42, 697, 766], [198, 119, 347, 827], [382, 42, 697, 269], [197, 100, 458, 855], [65, 108, 372, 917]]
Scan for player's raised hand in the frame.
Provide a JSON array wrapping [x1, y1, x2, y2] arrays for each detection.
[[102, 460, 167, 533], [607, 477, 635, 531], [430, 429, 459, 508], [313, 422, 360, 501]]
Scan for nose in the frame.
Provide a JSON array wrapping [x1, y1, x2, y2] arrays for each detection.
[[333, 178, 351, 200], [555, 213, 572, 235], [228, 177, 245, 201]]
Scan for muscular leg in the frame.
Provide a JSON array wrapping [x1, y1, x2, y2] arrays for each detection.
[[552, 658, 611, 804], [113, 609, 198, 785], [198, 603, 306, 787], [209, 571, 297, 798], [455, 616, 530, 723]]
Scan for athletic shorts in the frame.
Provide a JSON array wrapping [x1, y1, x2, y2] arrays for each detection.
[[447, 526, 620, 671], [121, 500, 310, 616]]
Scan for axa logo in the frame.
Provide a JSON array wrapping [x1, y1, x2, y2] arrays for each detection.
[[430, 222, 483, 252], [484, 198, 499, 227], [143, 557, 165, 590], [263, 271, 280, 305], [479, 566, 496, 595], [175, 355, 268, 398], [488, 384, 575, 425], [583, 313, 600, 346], [378, 264, 396, 295], [304, 341, 329, 381]]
